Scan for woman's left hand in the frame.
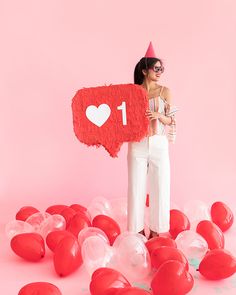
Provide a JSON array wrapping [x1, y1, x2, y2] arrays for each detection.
[[145, 109, 161, 121]]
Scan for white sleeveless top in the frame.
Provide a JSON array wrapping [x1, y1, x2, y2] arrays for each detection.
[[149, 96, 166, 135]]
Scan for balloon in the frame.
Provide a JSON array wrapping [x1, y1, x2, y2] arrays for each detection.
[[92, 215, 121, 245], [175, 230, 208, 265], [151, 260, 194, 295], [67, 212, 91, 236], [39, 214, 66, 238], [169, 209, 190, 239], [60, 207, 77, 227], [196, 220, 224, 250], [70, 203, 90, 218], [82, 235, 114, 276], [11, 233, 45, 261], [78, 227, 109, 247], [210, 201, 234, 232], [199, 248, 236, 280], [16, 206, 39, 221], [90, 267, 131, 295], [5, 220, 34, 239], [46, 205, 68, 215], [183, 200, 210, 230], [46, 230, 74, 252], [18, 282, 62, 295], [53, 236, 82, 276], [145, 236, 177, 256], [26, 212, 51, 232], [88, 197, 113, 220], [115, 287, 151, 295], [112, 232, 151, 281], [151, 246, 189, 270]]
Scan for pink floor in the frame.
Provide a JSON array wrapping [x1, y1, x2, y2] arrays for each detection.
[[1, 204, 236, 295]]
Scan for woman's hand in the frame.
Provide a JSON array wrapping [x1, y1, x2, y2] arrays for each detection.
[[145, 109, 161, 121]]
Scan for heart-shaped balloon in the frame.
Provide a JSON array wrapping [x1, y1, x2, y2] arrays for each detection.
[[115, 287, 151, 295], [145, 236, 177, 256], [46, 230, 74, 252], [196, 220, 224, 250], [67, 212, 91, 237], [70, 203, 91, 220], [5, 220, 34, 239], [90, 267, 131, 295], [92, 214, 121, 245], [198, 248, 236, 280], [16, 206, 39, 221], [46, 204, 68, 215], [210, 201, 234, 232], [18, 282, 62, 295], [60, 207, 77, 227], [39, 214, 66, 238], [11, 233, 45, 261], [53, 235, 82, 276], [169, 209, 190, 239], [151, 260, 194, 295], [151, 246, 189, 270]]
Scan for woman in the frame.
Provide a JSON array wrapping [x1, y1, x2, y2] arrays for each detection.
[[127, 42, 177, 239]]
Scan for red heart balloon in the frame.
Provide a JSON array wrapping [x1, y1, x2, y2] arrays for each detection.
[[145, 236, 177, 256], [169, 209, 190, 239], [53, 235, 82, 276], [46, 205, 68, 215], [199, 248, 236, 280], [16, 206, 39, 221], [151, 260, 194, 295], [72, 84, 149, 158], [211, 201, 234, 232], [70, 204, 91, 220], [90, 267, 131, 295], [18, 282, 62, 295], [196, 220, 224, 250], [60, 207, 77, 227], [92, 215, 121, 245], [151, 246, 189, 270], [11, 233, 45, 261], [67, 212, 91, 236], [46, 230, 74, 252]]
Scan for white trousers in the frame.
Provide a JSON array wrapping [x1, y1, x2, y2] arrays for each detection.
[[127, 134, 170, 233]]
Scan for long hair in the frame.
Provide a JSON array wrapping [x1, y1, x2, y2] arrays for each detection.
[[134, 57, 164, 84]]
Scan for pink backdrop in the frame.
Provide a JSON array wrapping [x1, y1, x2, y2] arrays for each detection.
[[1, 1, 236, 294]]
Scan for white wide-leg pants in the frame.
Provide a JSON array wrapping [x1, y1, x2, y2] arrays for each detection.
[[127, 134, 170, 233]]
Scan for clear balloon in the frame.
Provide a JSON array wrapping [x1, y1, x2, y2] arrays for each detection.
[[175, 230, 208, 268], [78, 226, 109, 247], [5, 220, 34, 239], [81, 235, 114, 276], [26, 212, 51, 232], [183, 200, 210, 230], [112, 232, 151, 282], [87, 196, 113, 220], [39, 214, 66, 238]]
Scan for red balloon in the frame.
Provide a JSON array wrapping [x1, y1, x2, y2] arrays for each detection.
[[151, 246, 189, 271], [46, 204, 68, 215], [115, 287, 151, 295], [60, 207, 77, 227], [90, 267, 131, 295], [67, 212, 91, 236], [92, 215, 121, 245], [145, 236, 177, 256], [46, 230, 74, 252], [196, 220, 224, 250], [53, 236, 82, 276], [18, 282, 62, 295], [16, 206, 39, 221], [151, 260, 194, 295], [199, 248, 236, 280], [211, 201, 234, 232], [70, 204, 91, 221], [169, 209, 190, 239], [11, 233, 45, 262]]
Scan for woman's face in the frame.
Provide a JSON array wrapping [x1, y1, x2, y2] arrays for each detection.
[[144, 61, 163, 82]]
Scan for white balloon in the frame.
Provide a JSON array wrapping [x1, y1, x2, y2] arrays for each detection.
[[87, 196, 113, 220], [39, 214, 66, 237], [5, 220, 34, 239], [78, 226, 109, 247], [25, 212, 51, 232]]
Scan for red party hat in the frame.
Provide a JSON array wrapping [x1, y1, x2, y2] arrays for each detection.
[[144, 41, 157, 58]]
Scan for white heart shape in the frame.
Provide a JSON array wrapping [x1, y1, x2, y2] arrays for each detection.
[[86, 104, 111, 127]]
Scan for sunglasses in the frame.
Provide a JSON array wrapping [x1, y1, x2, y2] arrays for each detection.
[[150, 66, 164, 73]]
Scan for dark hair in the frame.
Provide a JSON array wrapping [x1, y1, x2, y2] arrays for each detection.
[[134, 57, 164, 84]]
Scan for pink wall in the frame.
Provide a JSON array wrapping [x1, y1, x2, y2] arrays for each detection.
[[1, 0, 236, 212]]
